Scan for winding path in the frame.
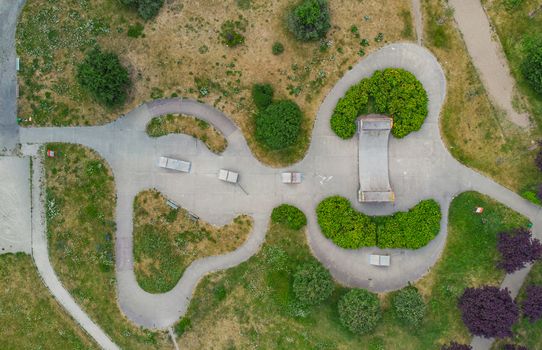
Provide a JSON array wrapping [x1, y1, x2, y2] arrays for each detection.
[[17, 44, 542, 335]]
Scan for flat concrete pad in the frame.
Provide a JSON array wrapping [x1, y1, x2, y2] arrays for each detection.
[[0, 156, 31, 253]]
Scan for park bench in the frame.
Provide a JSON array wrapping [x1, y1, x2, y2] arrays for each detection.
[[157, 156, 191, 173], [369, 254, 390, 267]]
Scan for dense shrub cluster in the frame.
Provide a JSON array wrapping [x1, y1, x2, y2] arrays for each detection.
[[441, 342, 472, 350], [76, 48, 131, 108], [331, 68, 428, 139], [378, 199, 442, 249], [220, 20, 246, 47], [292, 261, 334, 305], [522, 37, 542, 95], [287, 0, 331, 42], [392, 286, 426, 327], [316, 196, 441, 249], [458, 286, 519, 338], [255, 100, 303, 150], [497, 228, 542, 273], [522, 285, 542, 322], [251, 83, 274, 110], [338, 289, 381, 334], [271, 204, 307, 230], [120, 0, 164, 20]]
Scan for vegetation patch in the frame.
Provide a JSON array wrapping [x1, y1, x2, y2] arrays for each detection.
[[176, 191, 527, 348], [120, 0, 164, 21], [271, 204, 307, 230], [0, 253, 97, 349], [331, 68, 428, 139], [316, 196, 441, 249], [292, 261, 334, 306], [287, 0, 331, 42], [255, 100, 303, 150], [338, 289, 382, 334], [146, 113, 228, 154], [76, 47, 131, 108], [391, 285, 426, 327], [44, 143, 169, 349], [251, 83, 274, 110], [133, 189, 252, 293]]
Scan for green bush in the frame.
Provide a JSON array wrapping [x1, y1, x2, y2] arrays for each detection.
[[293, 261, 334, 305], [271, 204, 307, 230], [127, 23, 145, 38], [174, 317, 191, 336], [338, 289, 381, 334], [220, 20, 246, 48], [522, 37, 542, 95], [287, 0, 331, 42], [316, 196, 441, 249], [316, 196, 377, 248], [272, 42, 285, 55], [521, 190, 542, 205], [251, 83, 274, 110], [330, 68, 428, 139], [503, 0, 523, 11], [120, 0, 164, 20], [255, 100, 303, 150], [76, 48, 131, 108], [377, 199, 441, 249], [392, 286, 426, 327]]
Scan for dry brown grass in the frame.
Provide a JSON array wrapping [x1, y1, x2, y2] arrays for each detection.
[[18, 0, 413, 165], [133, 189, 253, 293], [423, 0, 542, 193], [146, 113, 228, 153]]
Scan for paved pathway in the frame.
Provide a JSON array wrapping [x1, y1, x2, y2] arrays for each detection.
[[30, 156, 119, 350], [448, 0, 531, 128], [19, 44, 542, 333], [412, 0, 423, 45]]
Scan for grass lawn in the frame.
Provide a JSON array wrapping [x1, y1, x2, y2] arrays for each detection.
[[133, 189, 252, 293], [146, 114, 228, 154], [0, 253, 97, 349], [493, 261, 542, 350], [44, 143, 170, 349], [422, 0, 542, 194], [177, 192, 528, 349], [17, 0, 412, 166]]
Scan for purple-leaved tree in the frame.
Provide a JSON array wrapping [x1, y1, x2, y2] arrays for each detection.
[[497, 228, 542, 273], [523, 284, 542, 322], [458, 286, 519, 338], [441, 342, 472, 350]]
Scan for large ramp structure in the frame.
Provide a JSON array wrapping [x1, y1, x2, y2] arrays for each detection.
[[358, 115, 394, 202]]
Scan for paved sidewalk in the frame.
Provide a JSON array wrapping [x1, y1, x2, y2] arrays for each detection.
[[30, 156, 119, 350], [448, 0, 530, 128]]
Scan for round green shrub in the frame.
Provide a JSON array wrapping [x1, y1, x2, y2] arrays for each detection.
[[76, 47, 131, 108], [522, 38, 542, 95], [255, 100, 302, 150], [293, 261, 334, 305], [338, 289, 381, 334], [272, 42, 285, 55], [330, 68, 428, 139], [316, 196, 377, 248], [251, 83, 274, 110], [392, 286, 426, 327], [271, 204, 307, 230], [120, 0, 164, 20], [287, 0, 331, 42]]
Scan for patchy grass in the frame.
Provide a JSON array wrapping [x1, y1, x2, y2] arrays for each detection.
[[146, 114, 228, 154], [0, 253, 98, 349], [493, 261, 542, 350], [44, 143, 170, 349], [423, 0, 542, 193], [133, 189, 252, 293], [177, 192, 527, 349], [17, 0, 413, 165]]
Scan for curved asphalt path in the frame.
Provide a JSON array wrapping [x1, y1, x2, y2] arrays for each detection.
[[18, 45, 542, 337]]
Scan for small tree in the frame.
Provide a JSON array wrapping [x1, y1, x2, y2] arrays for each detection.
[[251, 83, 274, 110], [255, 100, 302, 150], [287, 0, 331, 42], [293, 261, 334, 305], [338, 289, 381, 334], [458, 286, 519, 338], [76, 48, 131, 108], [497, 228, 542, 273], [272, 42, 284, 55], [271, 204, 307, 230], [392, 286, 426, 327], [522, 37, 542, 95], [120, 0, 164, 20], [441, 342, 472, 350], [522, 284, 542, 322]]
